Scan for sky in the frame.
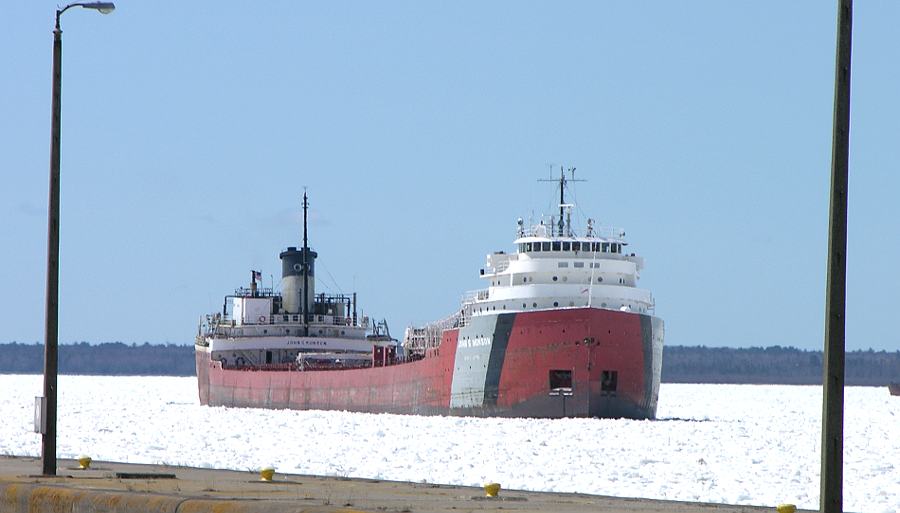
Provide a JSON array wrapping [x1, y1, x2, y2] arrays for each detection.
[[2, 2, 898, 351]]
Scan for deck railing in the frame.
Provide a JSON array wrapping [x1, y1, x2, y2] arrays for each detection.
[[518, 225, 626, 239]]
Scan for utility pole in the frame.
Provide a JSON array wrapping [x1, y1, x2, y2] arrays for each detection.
[[820, 1, 852, 512]]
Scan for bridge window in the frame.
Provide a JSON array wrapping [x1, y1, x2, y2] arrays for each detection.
[[562, 242, 571, 251], [519, 243, 525, 252], [552, 241, 561, 251], [602, 243, 610, 252], [542, 242, 551, 251], [525, 242, 532, 252]]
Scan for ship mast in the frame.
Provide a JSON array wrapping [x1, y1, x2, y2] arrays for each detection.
[[539, 166, 584, 236], [302, 190, 310, 336]]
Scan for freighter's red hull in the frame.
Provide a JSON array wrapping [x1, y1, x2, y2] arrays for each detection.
[[197, 308, 663, 419]]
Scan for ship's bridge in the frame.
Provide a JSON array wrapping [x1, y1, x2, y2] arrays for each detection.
[[458, 218, 655, 323]]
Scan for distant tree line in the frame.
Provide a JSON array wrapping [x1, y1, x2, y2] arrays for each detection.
[[662, 345, 900, 386], [0, 342, 898, 385], [0, 342, 195, 376]]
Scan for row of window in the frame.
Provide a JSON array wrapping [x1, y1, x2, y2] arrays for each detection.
[[257, 327, 348, 336], [519, 241, 623, 254], [517, 275, 605, 284], [559, 261, 599, 268], [472, 300, 646, 314]]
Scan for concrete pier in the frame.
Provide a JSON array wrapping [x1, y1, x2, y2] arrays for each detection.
[[0, 456, 802, 513]]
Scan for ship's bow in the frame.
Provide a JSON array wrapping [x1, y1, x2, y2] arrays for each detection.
[[195, 342, 210, 406]]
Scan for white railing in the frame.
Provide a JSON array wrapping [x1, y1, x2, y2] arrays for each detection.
[[255, 314, 362, 327], [461, 289, 489, 303], [518, 225, 626, 240], [204, 313, 368, 331], [403, 311, 462, 352]]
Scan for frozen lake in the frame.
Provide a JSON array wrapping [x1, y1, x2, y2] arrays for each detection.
[[1, 375, 896, 512]]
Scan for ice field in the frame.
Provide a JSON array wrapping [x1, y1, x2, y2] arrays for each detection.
[[1, 375, 897, 512]]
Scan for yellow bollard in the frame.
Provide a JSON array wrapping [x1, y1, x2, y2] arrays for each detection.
[[259, 466, 275, 481], [776, 504, 796, 513], [483, 482, 501, 498], [77, 455, 92, 470]]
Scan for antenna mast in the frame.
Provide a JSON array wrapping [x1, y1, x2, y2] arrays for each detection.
[[538, 165, 585, 236], [302, 189, 309, 336]]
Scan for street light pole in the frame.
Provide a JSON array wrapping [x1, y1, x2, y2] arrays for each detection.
[[820, 0, 852, 511], [41, 8, 63, 478], [41, 1, 115, 477]]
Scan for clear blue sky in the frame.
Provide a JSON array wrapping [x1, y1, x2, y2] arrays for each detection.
[[2, 2, 898, 351]]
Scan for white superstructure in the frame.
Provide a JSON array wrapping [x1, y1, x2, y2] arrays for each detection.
[[196, 192, 397, 368], [459, 170, 655, 324]]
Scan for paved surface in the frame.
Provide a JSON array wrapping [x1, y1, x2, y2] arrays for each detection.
[[0, 456, 801, 513]]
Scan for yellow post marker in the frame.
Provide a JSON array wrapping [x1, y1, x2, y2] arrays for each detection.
[[259, 466, 275, 481], [776, 504, 796, 513], [483, 482, 501, 498], [76, 455, 91, 470]]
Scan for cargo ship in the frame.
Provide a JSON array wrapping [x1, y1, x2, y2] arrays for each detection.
[[195, 170, 664, 418]]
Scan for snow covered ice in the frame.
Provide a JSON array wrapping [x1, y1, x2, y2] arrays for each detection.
[[1, 375, 897, 512]]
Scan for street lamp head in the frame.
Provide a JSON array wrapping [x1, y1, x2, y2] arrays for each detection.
[[59, 2, 116, 18], [82, 2, 116, 14], [56, 1, 115, 28]]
